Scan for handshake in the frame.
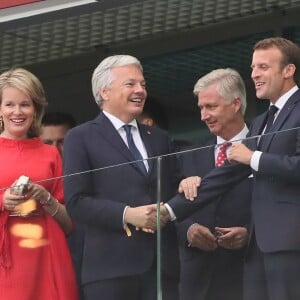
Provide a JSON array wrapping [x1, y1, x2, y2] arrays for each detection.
[[124, 203, 171, 233], [124, 176, 202, 234]]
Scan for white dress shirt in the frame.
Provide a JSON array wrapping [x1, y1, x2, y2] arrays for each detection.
[[250, 85, 299, 171], [102, 110, 149, 170]]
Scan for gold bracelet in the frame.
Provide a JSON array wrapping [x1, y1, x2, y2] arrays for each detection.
[[50, 200, 60, 217]]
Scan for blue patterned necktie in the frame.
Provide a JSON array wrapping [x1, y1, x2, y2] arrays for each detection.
[[123, 125, 147, 174]]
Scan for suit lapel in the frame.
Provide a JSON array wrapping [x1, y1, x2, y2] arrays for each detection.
[[204, 138, 217, 171], [139, 124, 154, 175], [260, 90, 300, 150], [93, 113, 147, 175], [185, 137, 215, 176], [246, 112, 268, 150]]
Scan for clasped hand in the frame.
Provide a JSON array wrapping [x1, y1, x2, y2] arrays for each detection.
[[3, 181, 50, 211], [187, 224, 248, 251], [124, 203, 170, 233]]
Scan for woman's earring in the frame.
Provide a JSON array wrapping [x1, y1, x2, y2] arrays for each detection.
[[0, 116, 3, 131]]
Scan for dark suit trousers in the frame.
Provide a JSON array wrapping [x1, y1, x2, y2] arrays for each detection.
[[83, 264, 157, 300], [244, 235, 300, 300]]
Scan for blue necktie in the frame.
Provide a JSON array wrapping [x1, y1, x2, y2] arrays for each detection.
[[264, 105, 279, 134], [123, 125, 147, 174], [258, 105, 278, 149]]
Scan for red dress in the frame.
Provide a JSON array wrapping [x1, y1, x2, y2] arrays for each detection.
[[0, 137, 79, 300]]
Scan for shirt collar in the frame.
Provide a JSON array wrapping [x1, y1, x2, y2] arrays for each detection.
[[102, 110, 138, 131], [273, 85, 299, 111], [216, 124, 249, 145]]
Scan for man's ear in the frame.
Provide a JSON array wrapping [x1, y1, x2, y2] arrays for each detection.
[[233, 97, 242, 113], [100, 88, 109, 101], [283, 64, 296, 79]]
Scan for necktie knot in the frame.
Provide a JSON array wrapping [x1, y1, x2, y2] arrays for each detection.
[[269, 105, 279, 115], [123, 124, 132, 133], [215, 142, 230, 167]]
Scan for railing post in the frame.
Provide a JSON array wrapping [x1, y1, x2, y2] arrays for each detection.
[[156, 156, 162, 300]]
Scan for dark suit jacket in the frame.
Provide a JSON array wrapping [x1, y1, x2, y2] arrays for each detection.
[[63, 112, 181, 285], [176, 137, 251, 300], [169, 88, 300, 253]]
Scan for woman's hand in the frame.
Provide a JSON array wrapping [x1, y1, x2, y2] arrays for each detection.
[[26, 183, 49, 204], [3, 186, 26, 211]]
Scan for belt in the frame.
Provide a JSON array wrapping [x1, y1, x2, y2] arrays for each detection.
[[9, 210, 44, 218]]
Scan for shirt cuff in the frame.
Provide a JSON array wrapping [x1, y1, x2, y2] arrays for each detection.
[[250, 150, 262, 171], [123, 206, 129, 228], [164, 203, 176, 221]]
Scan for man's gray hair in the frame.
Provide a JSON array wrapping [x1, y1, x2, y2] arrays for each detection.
[[193, 68, 247, 115], [91, 55, 143, 107]]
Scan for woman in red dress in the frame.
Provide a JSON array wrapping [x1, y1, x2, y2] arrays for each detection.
[[0, 68, 79, 300]]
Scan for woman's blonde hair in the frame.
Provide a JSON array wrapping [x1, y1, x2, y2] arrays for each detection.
[[0, 68, 47, 137]]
